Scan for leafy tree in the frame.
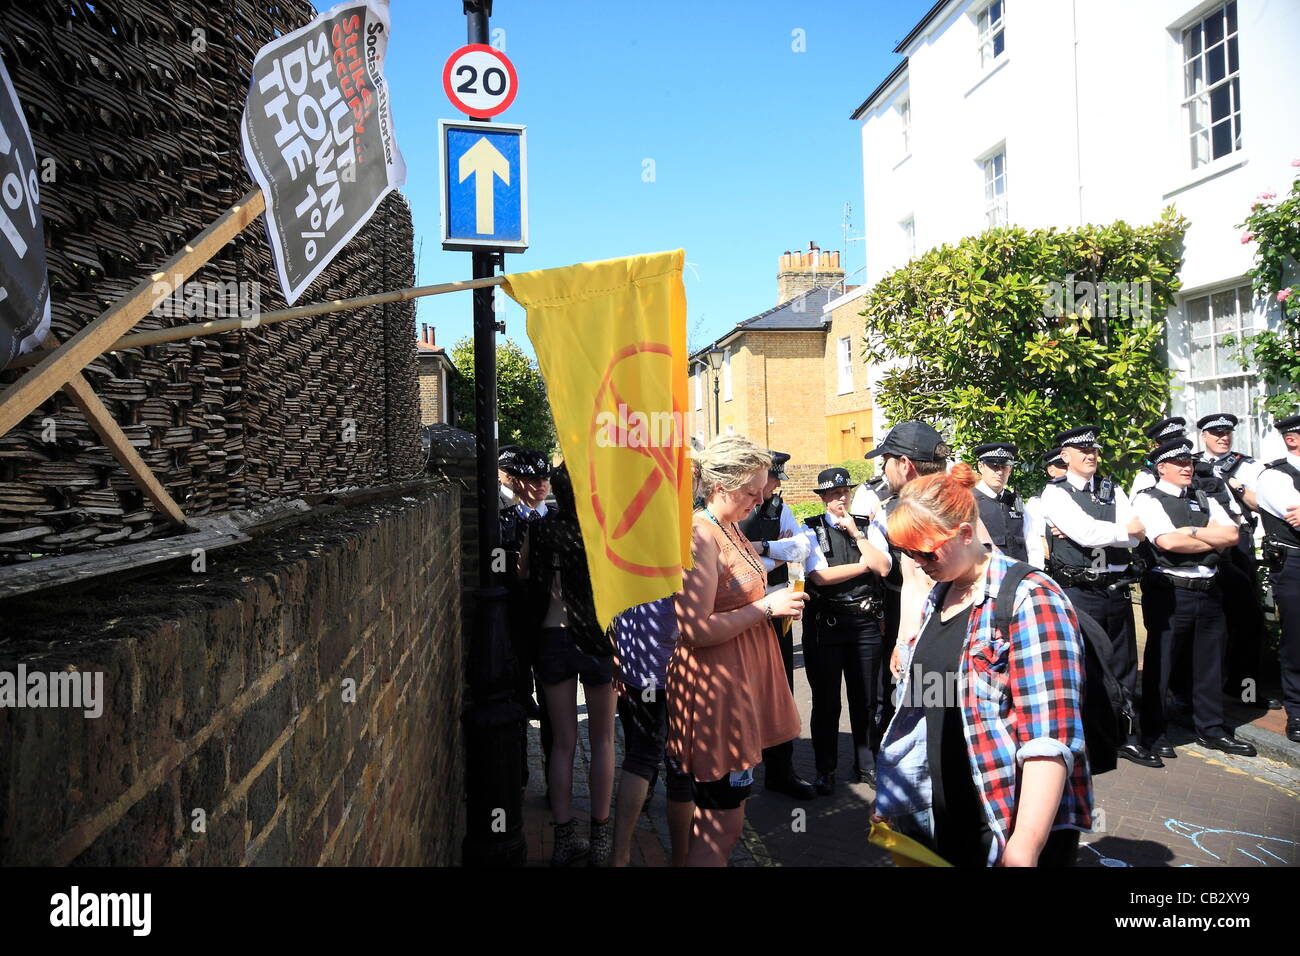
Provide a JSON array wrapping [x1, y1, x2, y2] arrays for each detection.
[[449, 336, 557, 452], [860, 209, 1188, 496], [1235, 166, 1300, 417]]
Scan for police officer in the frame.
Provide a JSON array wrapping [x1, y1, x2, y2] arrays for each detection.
[[794, 467, 892, 793], [1194, 412, 1278, 710], [738, 450, 817, 800], [1038, 424, 1161, 768], [971, 442, 1027, 562], [1256, 414, 1300, 743], [1133, 436, 1257, 757], [1131, 417, 1187, 497], [1024, 447, 1066, 569]]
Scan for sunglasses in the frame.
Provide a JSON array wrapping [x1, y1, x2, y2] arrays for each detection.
[[899, 533, 959, 563]]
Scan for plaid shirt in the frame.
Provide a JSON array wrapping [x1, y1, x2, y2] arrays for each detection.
[[876, 552, 1094, 863]]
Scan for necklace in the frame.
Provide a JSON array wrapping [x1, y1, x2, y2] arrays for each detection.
[[703, 507, 765, 579]]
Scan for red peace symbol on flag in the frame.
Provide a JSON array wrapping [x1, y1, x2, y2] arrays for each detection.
[[586, 342, 684, 577]]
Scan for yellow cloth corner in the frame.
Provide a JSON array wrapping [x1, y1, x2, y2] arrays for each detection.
[[868, 820, 952, 867], [501, 250, 691, 628]]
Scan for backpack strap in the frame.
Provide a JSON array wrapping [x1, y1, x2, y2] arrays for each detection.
[[991, 560, 1037, 639]]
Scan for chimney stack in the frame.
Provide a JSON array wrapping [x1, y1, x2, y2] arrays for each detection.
[[776, 241, 844, 304]]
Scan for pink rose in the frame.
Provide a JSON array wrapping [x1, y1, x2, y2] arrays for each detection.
[[1241, 231, 1256, 243], [1279, 288, 1294, 303], [1293, 159, 1300, 167], [1258, 190, 1277, 200]]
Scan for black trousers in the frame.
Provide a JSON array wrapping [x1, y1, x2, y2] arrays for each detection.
[[1219, 542, 1268, 698], [1139, 574, 1228, 741], [1062, 583, 1140, 743], [802, 614, 884, 775], [761, 619, 798, 779], [1272, 549, 1300, 719]]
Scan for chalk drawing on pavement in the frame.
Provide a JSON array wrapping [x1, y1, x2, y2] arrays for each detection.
[[1164, 819, 1298, 865]]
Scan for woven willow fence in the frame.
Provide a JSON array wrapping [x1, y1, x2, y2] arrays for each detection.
[[0, 1, 421, 562]]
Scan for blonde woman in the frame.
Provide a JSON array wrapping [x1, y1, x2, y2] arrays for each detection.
[[668, 435, 809, 866]]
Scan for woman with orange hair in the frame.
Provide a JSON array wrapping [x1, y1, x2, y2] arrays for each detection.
[[874, 462, 1093, 867]]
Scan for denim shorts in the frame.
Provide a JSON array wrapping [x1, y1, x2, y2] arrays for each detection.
[[617, 691, 694, 803], [536, 626, 614, 687]]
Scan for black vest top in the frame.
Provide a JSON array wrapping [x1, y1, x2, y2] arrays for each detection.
[[803, 515, 883, 606], [1202, 452, 1257, 527], [738, 494, 788, 586], [1140, 486, 1219, 571], [1260, 459, 1300, 548], [975, 487, 1028, 562], [1046, 474, 1131, 569]]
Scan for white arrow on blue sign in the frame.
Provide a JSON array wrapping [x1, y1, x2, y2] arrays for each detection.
[[439, 118, 528, 252]]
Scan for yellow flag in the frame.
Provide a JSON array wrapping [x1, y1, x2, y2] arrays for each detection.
[[501, 251, 692, 628], [868, 820, 952, 867]]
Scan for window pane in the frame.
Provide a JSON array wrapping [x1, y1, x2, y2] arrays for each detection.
[[1185, 58, 1204, 95], [1187, 296, 1211, 339], [1227, 0, 1237, 34], [1207, 44, 1226, 85], [1212, 119, 1233, 158], [991, 1, 1002, 23], [1192, 381, 1219, 412], [993, 29, 1004, 57], [978, 8, 988, 31], [1205, 9, 1224, 46], [1210, 83, 1230, 122], [1183, 25, 1201, 59], [1220, 377, 1248, 418], [1191, 339, 1214, 378], [1228, 36, 1238, 74]]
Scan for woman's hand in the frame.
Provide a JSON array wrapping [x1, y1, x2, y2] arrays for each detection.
[[889, 641, 904, 679], [764, 588, 809, 620]]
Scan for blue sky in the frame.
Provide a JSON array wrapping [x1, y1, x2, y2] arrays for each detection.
[[383, 0, 934, 359]]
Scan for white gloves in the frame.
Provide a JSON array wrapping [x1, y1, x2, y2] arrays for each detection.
[[767, 534, 810, 564]]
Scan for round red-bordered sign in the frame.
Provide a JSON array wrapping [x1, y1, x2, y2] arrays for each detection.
[[442, 44, 519, 118]]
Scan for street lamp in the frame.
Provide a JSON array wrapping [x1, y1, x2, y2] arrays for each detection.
[[707, 348, 725, 439]]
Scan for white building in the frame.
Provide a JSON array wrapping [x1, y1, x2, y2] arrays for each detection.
[[851, 0, 1300, 458]]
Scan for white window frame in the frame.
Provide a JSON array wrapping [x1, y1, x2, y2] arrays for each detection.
[[1180, 1, 1241, 170], [837, 336, 854, 394], [1178, 281, 1266, 457], [899, 98, 911, 156], [722, 347, 733, 402], [981, 148, 1008, 228], [900, 216, 916, 258], [694, 365, 703, 411], [976, 0, 1006, 70]]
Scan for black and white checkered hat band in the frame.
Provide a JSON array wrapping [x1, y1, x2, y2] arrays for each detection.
[[1157, 423, 1183, 438], [1202, 416, 1234, 430], [979, 448, 1013, 461], [1156, 444, 1194, 463], [1062, 431, 1097, 447], [1282, 423, 1300, 434]]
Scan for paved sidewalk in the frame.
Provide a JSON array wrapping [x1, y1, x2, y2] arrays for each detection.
[[522, 623, 1299, 867]]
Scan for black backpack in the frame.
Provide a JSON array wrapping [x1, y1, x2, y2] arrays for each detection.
[[991, 562, 1133, 775]]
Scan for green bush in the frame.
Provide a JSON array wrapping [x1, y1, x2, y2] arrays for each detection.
[[860, 208, 1188, 497]]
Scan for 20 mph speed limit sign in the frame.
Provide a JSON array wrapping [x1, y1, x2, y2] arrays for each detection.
[[442, 44, 518, 118]]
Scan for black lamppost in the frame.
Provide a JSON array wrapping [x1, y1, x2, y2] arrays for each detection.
[[460, 0, 526, 869], [707, 348, 725, 439]]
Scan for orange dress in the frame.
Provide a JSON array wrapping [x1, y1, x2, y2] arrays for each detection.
[[666, 512, 802, 782]]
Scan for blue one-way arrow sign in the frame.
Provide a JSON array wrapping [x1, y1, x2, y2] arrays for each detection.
[[439, 118, 528, 252]]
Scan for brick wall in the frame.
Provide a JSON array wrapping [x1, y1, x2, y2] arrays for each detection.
[[418, 360, 444, 426], [0, 484, 464, 866], [746, 331, 828, 462]]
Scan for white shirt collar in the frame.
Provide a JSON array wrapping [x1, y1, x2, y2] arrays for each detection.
[[975, 481, 997, 499], [1288, 451, 1300, 468], [1155, 479, 1187, 496], [1065, 471, 1091, 492]]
